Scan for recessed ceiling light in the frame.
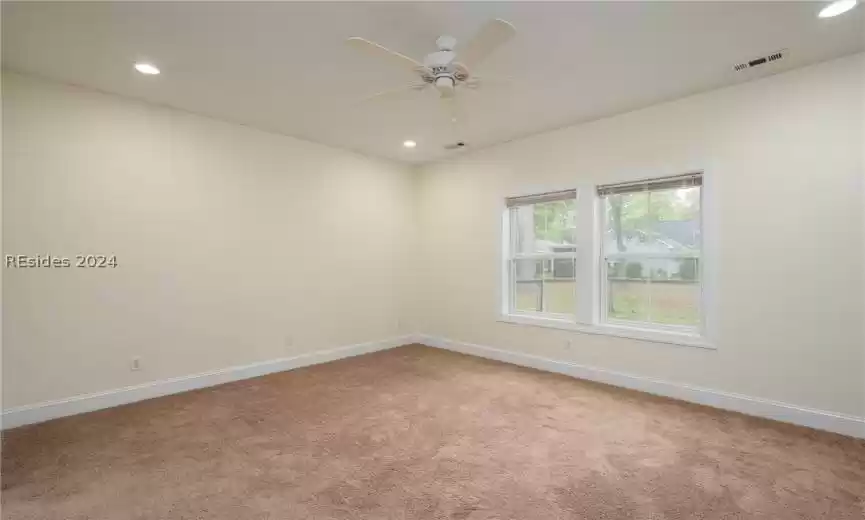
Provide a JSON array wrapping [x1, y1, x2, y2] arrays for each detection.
[[403, 140, 417, 149], [818, 0, 858, 18], [134, 62, 160, 75]]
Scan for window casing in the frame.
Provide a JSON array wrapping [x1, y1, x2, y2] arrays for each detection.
[[501, 172, 707, 345], [598, 173, 702, 333]]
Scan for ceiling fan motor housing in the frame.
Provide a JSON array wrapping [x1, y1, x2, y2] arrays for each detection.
[[424, 48, 458, 97]]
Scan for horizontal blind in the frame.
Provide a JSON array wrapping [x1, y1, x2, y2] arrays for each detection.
[[597, 172, 702, 196], [505, 189, 576, 208]]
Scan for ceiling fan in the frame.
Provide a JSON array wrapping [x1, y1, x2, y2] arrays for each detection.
[[346, 19, 516, 123]]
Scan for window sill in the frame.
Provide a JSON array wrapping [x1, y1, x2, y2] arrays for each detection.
[[497, 313, 715, 349]]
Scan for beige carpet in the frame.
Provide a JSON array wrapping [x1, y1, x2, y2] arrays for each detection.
[[2, 345, 864, 519]]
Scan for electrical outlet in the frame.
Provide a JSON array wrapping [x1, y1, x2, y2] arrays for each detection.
[[284, 335, 294, 348], [130, 357, 141, 371], [565, 339, 573, 350]]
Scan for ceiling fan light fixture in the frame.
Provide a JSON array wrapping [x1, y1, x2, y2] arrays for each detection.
[[403, 140, 417, 149], [818, 0, 858, 18], [134, 62, 160, 75]]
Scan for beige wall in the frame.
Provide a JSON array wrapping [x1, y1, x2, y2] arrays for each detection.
[[4, 54, 864, 421], [416, 53, 865, 417], [2, 73, 414, 408]]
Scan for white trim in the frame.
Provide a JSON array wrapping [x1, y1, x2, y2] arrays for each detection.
[[597, 169, 707, 337], [575, 185, 597, 324], [499, 170, 716, 348], [7, 334, 862, 440], [603, 252, 700, 260], [497, 313, 714, 349], [1, 335, 413, 430], [500, 185, 590, 320], [512, 252, 579, 260], [498, 208, 510, 316], [700, 166, 720, 344], [418, 335, 865, 439]]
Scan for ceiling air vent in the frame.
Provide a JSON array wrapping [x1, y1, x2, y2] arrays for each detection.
[[733, 50, 786, 72]]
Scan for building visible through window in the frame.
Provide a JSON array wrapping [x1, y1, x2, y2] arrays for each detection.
[[502, 172, 704, 337], [505, 190, 577, 317], [599, 173, 702, 330]]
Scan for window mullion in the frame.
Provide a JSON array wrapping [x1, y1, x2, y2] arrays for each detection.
[[508, 260, 517, 313], [605, 252, 700, 260], [513, 253, 577, 260], [505, 174, 704, 339], [574, 185, 596, 325]]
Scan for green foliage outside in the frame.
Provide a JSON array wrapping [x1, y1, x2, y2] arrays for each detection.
[[606, 281, 699, 325], [530, 188, 699, 250], [609, 189, 699, 231], [532, 199, 576, 244], [519, 187, 701, 327], [608, 188, 700, 253], [515, 280, 699, 326]]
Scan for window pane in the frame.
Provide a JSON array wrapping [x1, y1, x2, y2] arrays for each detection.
[[602, 179, 702, 330], [672, 257, 699, 282], [513, 258, 576, 315], [604, 191, 650, 254], [513, 199, 576, 255], [652, 186, 701, 254], [606, 258, 649, 322], [648, 259, 700, 326], [605, 186, 701, 255], [544, 258, 576, 314], [513, 259, 542, 312]]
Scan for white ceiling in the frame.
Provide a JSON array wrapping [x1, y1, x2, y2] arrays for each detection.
[[3, 1, 864, 163]]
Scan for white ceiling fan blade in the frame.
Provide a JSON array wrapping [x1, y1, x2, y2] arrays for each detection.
[[459, 19, 516, 68], [346, 37, 426, 73], [360, 83, 427, 104]]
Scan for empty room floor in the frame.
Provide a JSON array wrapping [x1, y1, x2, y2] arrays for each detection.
[[2, 345, 864, 520]]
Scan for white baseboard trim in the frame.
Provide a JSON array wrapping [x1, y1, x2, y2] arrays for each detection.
[[419, 335, 865, 439], [2, 335, 413, 430]]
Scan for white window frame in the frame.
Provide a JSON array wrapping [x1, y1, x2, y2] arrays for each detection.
[[502, 188, 587, 321], [498, 171, 715, 349], [598, 179, 703, 335]]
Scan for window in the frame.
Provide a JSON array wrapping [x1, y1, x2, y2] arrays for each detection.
[[501, 172, 707, 345], [598, 173, 702, 332], [505, 190, 578, 318]]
